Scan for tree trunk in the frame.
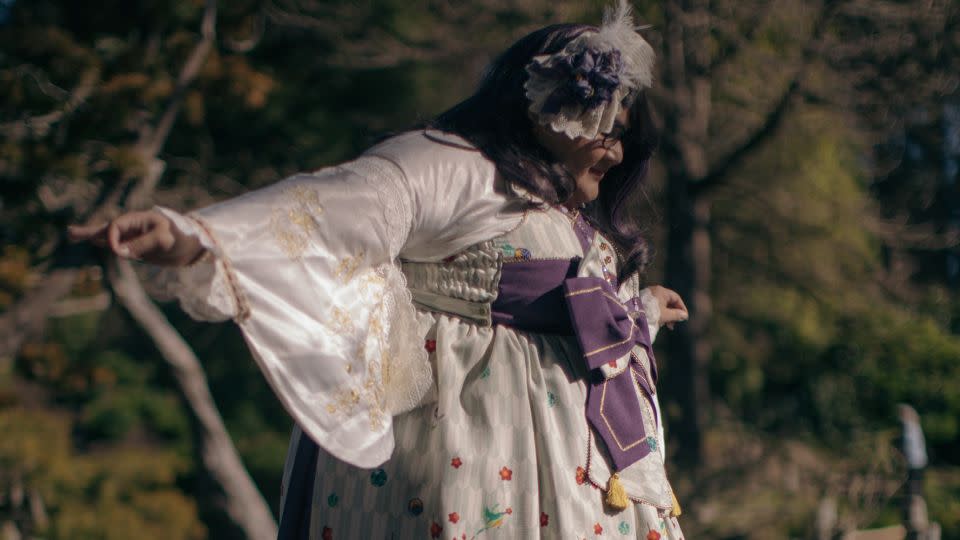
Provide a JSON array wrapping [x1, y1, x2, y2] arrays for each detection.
[[663, 174, 712, 466], [109, 259, 278, 540], [660, 0, 714, 467]]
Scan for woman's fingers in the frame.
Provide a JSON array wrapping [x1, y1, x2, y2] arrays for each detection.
[[107, 211, 160, 258], [120, 232, 162, 260], [107, 220, 126, 256], [67, 222, 109, 246], [648, 285, 689, 329], [661, 307, 688, 325], [667, 290, 687, 312]]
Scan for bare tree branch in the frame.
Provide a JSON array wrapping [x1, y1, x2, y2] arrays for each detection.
[[0, 68, 100, 142], [141, 0, 218, 160], [264, 0, 568, 69], [864, 214, 960, 250], [691, 0, 840, 198], [225, 11, 266, 53], [14, 64, 70, 100], [0, 0, 218, 380], [48, 292, 112, 318], [0, 268, 78, 367], [108, 259, 278, 540], [7, 6, 283, 536], [690, 75, 800, 197]]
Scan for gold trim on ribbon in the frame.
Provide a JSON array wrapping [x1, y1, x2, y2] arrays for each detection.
[[583, 324, 636, 357], [599, 374, 646, 451]]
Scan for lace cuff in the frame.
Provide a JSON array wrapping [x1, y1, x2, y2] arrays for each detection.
[[639, 287, 661, 343], [143, 206, 246, 322], [379, 263, 434, 416]]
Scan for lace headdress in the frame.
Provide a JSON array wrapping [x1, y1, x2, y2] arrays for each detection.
[[524, 0, 655, 140]]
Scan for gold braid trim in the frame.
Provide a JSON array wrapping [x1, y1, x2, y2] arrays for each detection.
[[189, 216, 252, 322]]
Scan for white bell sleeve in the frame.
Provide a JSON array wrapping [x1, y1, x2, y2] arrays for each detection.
[[148, 131, 523, 468], [151, 156, 431, 468], [638, 286, 662, 343]]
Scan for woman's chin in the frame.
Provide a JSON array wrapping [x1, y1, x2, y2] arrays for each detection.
[[570, 190, 600, 207]]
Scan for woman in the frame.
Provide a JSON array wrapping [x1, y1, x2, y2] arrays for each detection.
[[71, 2, 689, 538]]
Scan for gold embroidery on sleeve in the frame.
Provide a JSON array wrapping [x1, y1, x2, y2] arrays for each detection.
[[336, 251, 366, 283], [329, 306, 354, 335], [323, 267, 393, 431], [270, 185, 325, 259], [357, 271, 385, 295]]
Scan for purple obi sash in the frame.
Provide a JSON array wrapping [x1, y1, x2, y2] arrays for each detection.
[[491, 215, 658, 472]]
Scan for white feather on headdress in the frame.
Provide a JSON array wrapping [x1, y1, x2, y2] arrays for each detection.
[[524, 0, 655, 139], [594, 0, 655, 91]]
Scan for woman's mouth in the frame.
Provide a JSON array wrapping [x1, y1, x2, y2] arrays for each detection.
[[589, 167, 606, 179]]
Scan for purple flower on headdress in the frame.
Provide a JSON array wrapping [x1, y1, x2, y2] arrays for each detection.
[[530, 47, 623, 114]]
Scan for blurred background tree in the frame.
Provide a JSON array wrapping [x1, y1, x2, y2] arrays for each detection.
[[1, 0, 958, 539]]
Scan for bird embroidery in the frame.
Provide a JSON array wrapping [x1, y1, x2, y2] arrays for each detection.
[[472, 504, 513, 537]]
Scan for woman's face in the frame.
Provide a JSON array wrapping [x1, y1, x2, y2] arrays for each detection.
[[533, 107, 628, 208]]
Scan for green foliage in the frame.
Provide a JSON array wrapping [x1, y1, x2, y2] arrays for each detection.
[[704, 63, 960, 536], [0, 246, 31, 308], [710, 100, 960, 456], [927, 468, 960, 537], [0, 409, 205, 539], [830, 310, 960, 448]]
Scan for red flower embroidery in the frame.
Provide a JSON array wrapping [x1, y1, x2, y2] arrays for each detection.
[[647, 531, 661, 540], [540, 512, 549, 527], [594, 523, 603, 535], [499, 466, 513, 481], [321, 527, 333, 540], [607, 360, 618, 368], [429, 521, 442, 538], [425, 339, 437, 353], [506, 507, 513, 515], [576, 466, 587, 485], [451, 456, 462, 469], [448, 512, 460, 524]]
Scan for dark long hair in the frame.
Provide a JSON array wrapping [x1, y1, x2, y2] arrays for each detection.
[[430, 23, 659, 279]]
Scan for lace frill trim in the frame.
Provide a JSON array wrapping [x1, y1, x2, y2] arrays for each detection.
[[638, 286, 660, 342], [343, 157, 434, 416]]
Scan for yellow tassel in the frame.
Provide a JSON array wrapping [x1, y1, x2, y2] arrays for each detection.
[[605, 473, 630, 511], [670, 491, 682, 517]]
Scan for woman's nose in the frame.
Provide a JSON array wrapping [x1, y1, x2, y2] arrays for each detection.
[[604, 140, 624, 165]]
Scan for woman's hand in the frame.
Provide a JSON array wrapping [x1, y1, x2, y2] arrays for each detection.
[[648, 285, 688, 330], [68, 210, 206, 266]]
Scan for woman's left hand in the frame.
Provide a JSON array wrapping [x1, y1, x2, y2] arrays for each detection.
[[648, 285, 688, 329]]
